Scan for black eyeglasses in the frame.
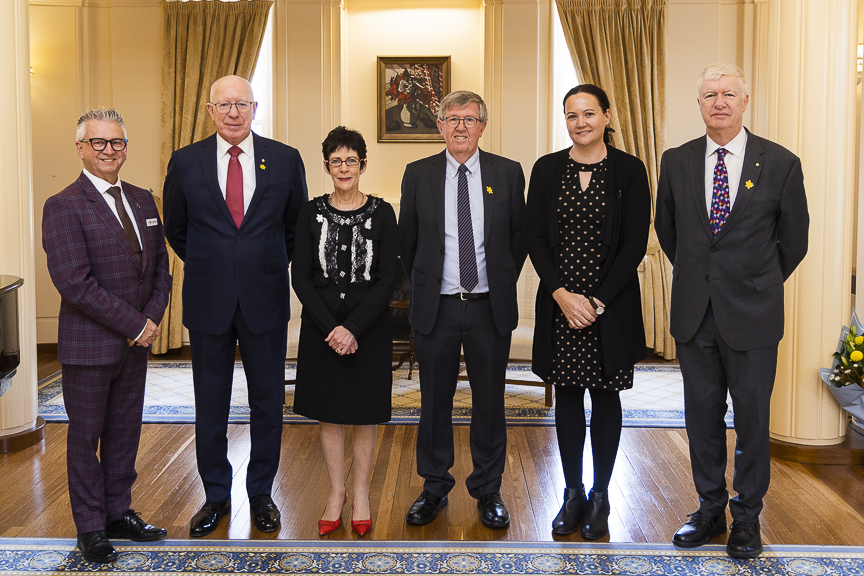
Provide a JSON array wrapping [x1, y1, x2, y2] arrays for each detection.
[[81, 138, 128, 151], [212, 101, 254, 113], [327, 157, 361, 168], [442, 117, 481, 128]]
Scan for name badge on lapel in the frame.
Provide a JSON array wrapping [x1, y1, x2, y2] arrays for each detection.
[[146, 218, 158, 227]]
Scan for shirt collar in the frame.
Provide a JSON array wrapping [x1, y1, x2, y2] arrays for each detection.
[[83, 168, 122, 195], [216, 131, 254, 158], [706, 128, 748, 159], [445, 148, 481, 178]]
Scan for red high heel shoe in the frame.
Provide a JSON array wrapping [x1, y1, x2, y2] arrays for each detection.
[[350, 504, 372, 537], [318, 492, 347, 536]]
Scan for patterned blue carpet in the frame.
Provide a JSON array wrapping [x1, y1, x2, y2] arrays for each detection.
[[1, 539, 862, 574], [38, 362, 726, 428]]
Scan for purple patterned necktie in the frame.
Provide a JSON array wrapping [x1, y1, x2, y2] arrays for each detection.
[[457, 164, 478, 292], [709, 148, 730, 235]]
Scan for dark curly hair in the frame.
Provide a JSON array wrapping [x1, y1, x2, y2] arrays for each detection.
[[322, 126, 367, 171]]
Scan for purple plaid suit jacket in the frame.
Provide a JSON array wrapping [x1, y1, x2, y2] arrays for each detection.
[[42, 172, 172, 365]]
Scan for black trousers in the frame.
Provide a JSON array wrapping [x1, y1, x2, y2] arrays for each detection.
[[676, 303, 778, 523], [414, 296, 511, 499], [189, 303, 287, 502]]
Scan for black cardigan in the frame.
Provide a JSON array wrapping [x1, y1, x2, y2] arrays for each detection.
[[291, 196, 399, 339], [526, 146, 651, 380]]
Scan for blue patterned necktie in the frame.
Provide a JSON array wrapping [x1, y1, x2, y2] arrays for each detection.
[[709, 148, 730, 235], [457, 164, 478, 292]]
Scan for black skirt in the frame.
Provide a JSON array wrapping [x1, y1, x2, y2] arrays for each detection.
[[292, 311, 393, 425]]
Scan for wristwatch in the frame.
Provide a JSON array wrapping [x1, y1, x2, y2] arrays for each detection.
[[588, 296, 605, 315]]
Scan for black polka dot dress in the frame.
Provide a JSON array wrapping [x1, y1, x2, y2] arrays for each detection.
[[548, 157, 634, 390]]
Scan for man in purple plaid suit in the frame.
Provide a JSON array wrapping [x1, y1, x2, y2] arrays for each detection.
[[42, 108, 172, 564]]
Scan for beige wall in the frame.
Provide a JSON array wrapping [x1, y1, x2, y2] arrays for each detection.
[[665, 0, 753, 148], [30, 0, 162, 342], [343, 0, 484, 202]]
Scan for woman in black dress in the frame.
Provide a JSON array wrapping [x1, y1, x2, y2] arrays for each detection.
[[292, 127, 398, 537], [527, 85, 650, 539]]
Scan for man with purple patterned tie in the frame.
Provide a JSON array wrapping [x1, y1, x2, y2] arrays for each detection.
[[399, 91, 526, 529], [655, 63, 809, 559], [163, 75, 307, 538], [43, 108, 172, 563]]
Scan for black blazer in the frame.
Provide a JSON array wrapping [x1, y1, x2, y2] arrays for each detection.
[[163, 132, 308, 335], [398, 149, 527, 336], [527, 146, 650, 380]]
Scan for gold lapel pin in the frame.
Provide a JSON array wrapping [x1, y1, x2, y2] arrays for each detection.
[[746, 180, 754, 189], [486, 186, 493, 195], [756, 163, 760, 167]]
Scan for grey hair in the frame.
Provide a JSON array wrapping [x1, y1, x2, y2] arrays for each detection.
[[697, 63, 749, 97], [76, 107, 127, 141], [437, 90, 488, 123]]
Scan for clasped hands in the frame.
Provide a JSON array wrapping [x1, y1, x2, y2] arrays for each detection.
[[552, 288, 604, 330], [127, 318, 160, 347], [326, 325, 358, 356]]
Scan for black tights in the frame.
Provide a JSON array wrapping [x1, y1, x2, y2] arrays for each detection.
[[554, 385, 622, 492]]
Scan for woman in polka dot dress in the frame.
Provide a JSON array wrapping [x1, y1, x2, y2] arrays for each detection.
[[526, 85, 651, 539]]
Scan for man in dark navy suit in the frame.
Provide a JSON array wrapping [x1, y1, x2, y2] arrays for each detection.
[[43, 108, 172, 563], [163, 75, 307, 537]]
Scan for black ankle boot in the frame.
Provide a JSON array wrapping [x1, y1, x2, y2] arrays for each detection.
[[580, 489, 610, 540], [551, 486, 586, 535]]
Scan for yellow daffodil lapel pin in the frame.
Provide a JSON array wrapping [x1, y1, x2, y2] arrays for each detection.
[[486, 186, 493, 195], [745, 180, 754, 189]]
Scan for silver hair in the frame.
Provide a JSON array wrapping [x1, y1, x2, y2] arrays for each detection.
[[209, 75, 254, 102], [437, 90, 489, 123], [76, 107, 127, 141], [697, 63, 749, 97]]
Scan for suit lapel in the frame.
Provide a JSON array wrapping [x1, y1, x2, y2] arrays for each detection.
[[198, 134, 237, 229], [431, 151, 447, 247], [79, 173, 141, 268], [243, 133, 270, 228], [715, 131, 764, 241], [479, 150, 495, 240], [688, 137, 713, 238]]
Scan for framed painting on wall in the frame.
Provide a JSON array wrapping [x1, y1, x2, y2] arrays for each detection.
[[377, 56, 451, 142]]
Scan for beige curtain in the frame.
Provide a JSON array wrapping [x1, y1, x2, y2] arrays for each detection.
[[153, 0, 273, 354], [556, 0, 675, 359]]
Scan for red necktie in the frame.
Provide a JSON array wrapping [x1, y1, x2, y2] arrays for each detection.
[[226, 145, 244, 228]]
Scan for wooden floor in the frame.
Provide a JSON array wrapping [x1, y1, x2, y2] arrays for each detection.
[[3, 352, 862, 544]]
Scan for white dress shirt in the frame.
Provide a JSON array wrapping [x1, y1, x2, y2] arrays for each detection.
[[441, 148, 489, 294], [83, 168, 146, 340], [704, 128, 748, 217], [216, 132, 256, 214]]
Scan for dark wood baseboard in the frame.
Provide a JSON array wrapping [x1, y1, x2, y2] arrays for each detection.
[[770, 423, 864, 465], [36, 343, 57, 355], [0, 417, 46, 453]]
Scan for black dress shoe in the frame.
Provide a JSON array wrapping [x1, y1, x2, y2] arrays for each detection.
[[405, 490, 448, 525], [250, 495, 281, 533], [477, 492, 510, 529], [727, 520, 763, 558], [672, 511, 726, 548], [189, 500, 230, 537], [551, 486, 586, 535], [580, 489, 610, 540], [106, 510, 167, 542], [77, 530, 117, 564]]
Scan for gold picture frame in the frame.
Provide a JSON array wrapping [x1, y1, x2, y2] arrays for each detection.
[[377, 56, 451, 143]]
